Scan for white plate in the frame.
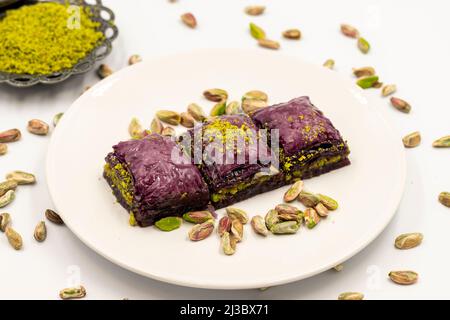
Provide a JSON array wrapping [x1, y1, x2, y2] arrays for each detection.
[[47, 49, 406, 290]]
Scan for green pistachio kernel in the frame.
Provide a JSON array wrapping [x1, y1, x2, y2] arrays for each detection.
[[155, 217, 182, 232], [210, 100, 227, 117], [356, 75, 379, 89], [249, 22, 266, 40], [318, 194, 339, 211]]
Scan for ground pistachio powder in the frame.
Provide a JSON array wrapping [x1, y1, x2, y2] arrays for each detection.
[[0, 2, 104, 75]]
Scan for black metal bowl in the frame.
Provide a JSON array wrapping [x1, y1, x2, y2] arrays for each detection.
[[0, 0, 118, 87]]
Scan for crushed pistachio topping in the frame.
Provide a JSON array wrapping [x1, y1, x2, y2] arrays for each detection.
[[0, 3, 104, 75], [204, 118, 254, 154]]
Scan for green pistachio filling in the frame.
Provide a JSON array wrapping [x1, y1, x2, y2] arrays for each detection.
[[104, 162, 134, 207], [211, 175, 270, 203]]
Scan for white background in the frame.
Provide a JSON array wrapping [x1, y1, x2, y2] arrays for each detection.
[[0, 0, 449, 300]]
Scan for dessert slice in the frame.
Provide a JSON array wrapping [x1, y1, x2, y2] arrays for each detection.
[[184, 114, 285, 209], [104, 134, 210, 227], [251, 96, 350, 182]]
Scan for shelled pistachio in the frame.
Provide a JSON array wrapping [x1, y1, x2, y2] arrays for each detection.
[[439, 192, 450, 208], [128, 54, 142, 65], [5, 227, 22, 250], [389, 271, 418, 285], [402, 132, 421, 148], [265, 209, 279, 229], [357, 37, 370, 54], [242, 99, 267, 114], [6, 171, 36, 185], [226, 101, 241, 115], [258, 39, 280, 50], [97, 64, 113, 79], [251, 215, 269, 236], [231, 219, 244, 242], [181, 12, 197, 28], [180, 112, 195, 128], [338, 292, 364, 300], [226, 207, 249, 224], [249, 22, 266, 40], [0, 129, 21, 143], [128, 118, 143, 139], [53, 113, 64, 127], [187, 103, 206, 122], [161, 127, 176, 137], [395, 233, 423, 250], [0, 212, 11, 232], [156, 110, 181, 125], [203, 89, 228, 102], [340, 24, 359, 38], [210, 100, 227, 117], [391, 97, 411, 113], [218, 216, 232, 236], [323, 59, 335, 69], [221, 231, 236, 255], [0, 180, 17, 197], [151, 117, 164, 134], [189, 220, 214, 241], [382, 84, 397, 97], [0, 143, 7, 156], [27, 119, 49, 136], [353, 66, 375, 78], [155, 217, 182, 232], [318, 194, 339, 211], [284, 180, 304, 202], [34, 221, 47, 242], [304, 208, 320, 229], [283, 29, 301, 40], [183, 211, 214, 224], [433, 136, 450, 148], [0, 190, 15, 208], [59, 286, 87, 300], [245, 5, 265, 16], [270, 221, 300, 235]]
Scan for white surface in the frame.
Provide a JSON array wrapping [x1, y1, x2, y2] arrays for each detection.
[[46, 49, 406, 290], [0, 0, 448, 299]]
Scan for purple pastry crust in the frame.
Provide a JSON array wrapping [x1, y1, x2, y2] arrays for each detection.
[[251, 96, 347, 156], [104, 134, 210, 227], [251, 96, 350, 177], [187, 114, 270, 193]]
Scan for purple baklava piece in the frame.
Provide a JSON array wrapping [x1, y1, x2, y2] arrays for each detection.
[[184, 114, 285, 209], [104, 134, 210, 227], [251, 96, 350, 182]]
